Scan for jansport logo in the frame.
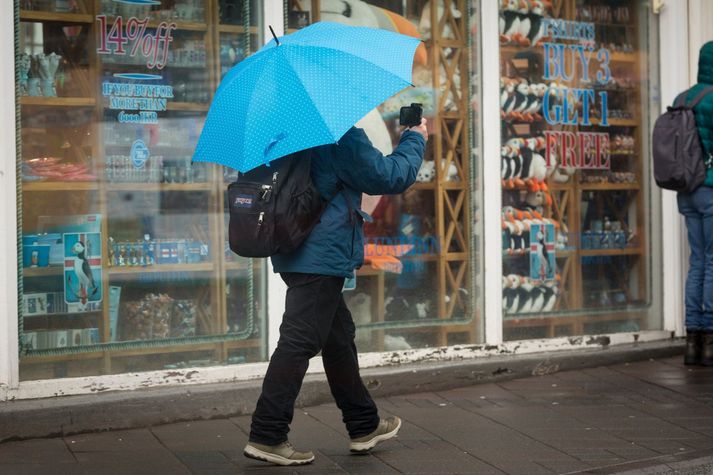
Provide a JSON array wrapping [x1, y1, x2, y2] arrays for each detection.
[[234, 195, 254, 208]]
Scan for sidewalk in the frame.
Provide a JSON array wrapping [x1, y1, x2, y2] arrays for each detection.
[[3, 355, 713, 474]]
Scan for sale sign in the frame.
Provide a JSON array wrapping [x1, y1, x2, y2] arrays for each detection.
[[96, 15, 176, 70]]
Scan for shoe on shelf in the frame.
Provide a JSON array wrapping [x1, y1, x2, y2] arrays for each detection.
[[243, 441, 314, 466], [349, 416, 402, 453], [685, 330, 703, 365]]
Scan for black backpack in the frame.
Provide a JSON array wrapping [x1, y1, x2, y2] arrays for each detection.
[[652, 85, 713, 193], [227, 149, 327, 257]]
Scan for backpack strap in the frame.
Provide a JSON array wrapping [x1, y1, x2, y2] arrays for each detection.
[[676, 85, 713, 108]]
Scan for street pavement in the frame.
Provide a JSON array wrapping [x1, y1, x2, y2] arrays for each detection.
[[3, 355, 713, 474]]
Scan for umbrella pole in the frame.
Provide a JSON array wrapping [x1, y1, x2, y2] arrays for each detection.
[[269, 26, 280, 46]]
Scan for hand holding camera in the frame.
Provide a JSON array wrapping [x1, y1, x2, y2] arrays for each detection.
[[400, 103, 427, 141]]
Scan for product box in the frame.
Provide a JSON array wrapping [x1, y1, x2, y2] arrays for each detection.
[[24, 332, 38, 350], [22, 245, 50, 268], [81, 328, 100, 345], [23, 293, 48, 316], [69, 329, 83, 347], [50, 330, 68, 349], [158, 241, 180, 264]]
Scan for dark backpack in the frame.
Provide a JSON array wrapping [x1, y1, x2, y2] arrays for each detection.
[[652, 85, 713, 192], [227, 149, 327, 257]]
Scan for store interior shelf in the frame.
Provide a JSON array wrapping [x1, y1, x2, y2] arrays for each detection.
[[579, 247, 643, 257], [101, 16, 209, 32], [579, 183, 640, 191], [108, 263, 214, 275], [167, 102, 210, 112], [23, 181, 99, 192], [20, 10, 94, 23], [218, 24, 260, 34], [21, 338, 262, 363], [21, 96, 96, 107], [589, 117, 638, 127], [23, 266, 64, 278], [609, 52, 638, 63], [504, 310, 646, 323], [105, 182, 214, 192]]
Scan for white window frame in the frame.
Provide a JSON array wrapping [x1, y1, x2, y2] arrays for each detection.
[[0, 0, 20, 390], [0, 0, 687, 401]]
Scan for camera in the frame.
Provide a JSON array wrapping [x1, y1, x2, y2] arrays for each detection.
[[399, 103, 423, 128]]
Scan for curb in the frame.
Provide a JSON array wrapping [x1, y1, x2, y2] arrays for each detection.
[[0, 339, 683, 442]]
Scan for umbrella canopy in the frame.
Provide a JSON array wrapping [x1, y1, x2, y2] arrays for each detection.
[[192, 21, 421, 173]]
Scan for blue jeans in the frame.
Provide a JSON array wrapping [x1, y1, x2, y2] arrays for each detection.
[[678, 186, 713, 331]]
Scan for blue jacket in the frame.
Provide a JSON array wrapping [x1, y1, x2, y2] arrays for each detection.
[[271, 127, 426, 278]]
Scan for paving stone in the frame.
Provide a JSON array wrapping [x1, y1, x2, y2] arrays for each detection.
[[64, 429, 161, 453], [150, 419, 244, 451], [0, 438, 76, 464]]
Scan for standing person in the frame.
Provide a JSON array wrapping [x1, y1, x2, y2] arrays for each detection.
[[243, 119, 428, 466], [679, 41, 713, 366]]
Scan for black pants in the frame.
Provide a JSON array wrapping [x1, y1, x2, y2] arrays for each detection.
[[249, 273, 380, 445]]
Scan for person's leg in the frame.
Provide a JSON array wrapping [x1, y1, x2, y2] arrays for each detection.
[[679, 193, 706, 332], [321, 295, 380, 439], [695, 188, 713, 334], [249, 273, 344, 446]]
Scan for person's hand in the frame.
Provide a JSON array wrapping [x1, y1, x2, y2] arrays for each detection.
[[407, 118, 428, 142]]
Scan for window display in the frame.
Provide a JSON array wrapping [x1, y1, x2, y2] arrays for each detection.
[[17, 0, 267, 380], [288, 0, 483, 350], [499, 0, 661, 339]]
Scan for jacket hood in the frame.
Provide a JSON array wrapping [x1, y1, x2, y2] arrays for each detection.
[[698, 41, 713, 84]]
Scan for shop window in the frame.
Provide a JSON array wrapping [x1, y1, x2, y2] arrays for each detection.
[[499, 0, 661, 339], [16, 0, 267, 380], [286, 0, 484, 351]]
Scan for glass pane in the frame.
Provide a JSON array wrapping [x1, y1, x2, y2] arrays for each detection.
[[499, 0, 661, 340], [286, 0, 484, 350], [17, 1, 267, 380]]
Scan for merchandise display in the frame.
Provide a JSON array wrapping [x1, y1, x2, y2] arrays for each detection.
[[499, 0, 652, 338], [17, 1, 267, 380], [119, 293, 197, 341]]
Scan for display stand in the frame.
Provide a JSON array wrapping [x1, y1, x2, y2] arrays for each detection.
[[18, 1, 264, 379], [500, 0, 649, 339]]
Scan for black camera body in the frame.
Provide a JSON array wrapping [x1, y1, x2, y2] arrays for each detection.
[[399, 103, 423, 128]]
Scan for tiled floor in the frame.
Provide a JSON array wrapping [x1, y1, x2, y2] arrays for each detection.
[[2, 356, 713, 474]]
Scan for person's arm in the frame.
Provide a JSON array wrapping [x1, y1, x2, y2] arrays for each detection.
[[332, 125, 427, 196]]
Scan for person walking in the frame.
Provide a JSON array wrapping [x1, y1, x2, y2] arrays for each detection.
[[243, 119, 428, 466], [679, 41, 713, 366]]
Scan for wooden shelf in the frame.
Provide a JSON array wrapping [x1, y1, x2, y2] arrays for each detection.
[[20, 10, 93, 23], [23, 181, 99, 192], [21, 338, 262, 363], [218, 25, 260, 34], [580, 247, 643, 257], [23, 266, 63, 278], [589, 117, 638, 127], [105, 183, 213, 192], [609, 52, 638, 63], [108, 263, 214, 275], [225, 261, 251, 272], [21, 96, 96, 107], [579, 183, 640, 191], [167, 102, 210, 112]]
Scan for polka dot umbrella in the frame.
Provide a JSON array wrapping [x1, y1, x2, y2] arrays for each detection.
[[192, 21, 421, 173]]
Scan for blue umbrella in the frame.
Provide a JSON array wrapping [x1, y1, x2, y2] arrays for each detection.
[[192, 21, 421, 173]]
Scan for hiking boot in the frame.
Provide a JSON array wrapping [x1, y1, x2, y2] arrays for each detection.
[[685, 331, 703, 365], [349, 416, 402, 453], [243, 441, 314, 466]]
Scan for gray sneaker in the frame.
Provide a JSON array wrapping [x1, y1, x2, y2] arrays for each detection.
[[349, 416, 402, 453], [243, 441, 315, 466]]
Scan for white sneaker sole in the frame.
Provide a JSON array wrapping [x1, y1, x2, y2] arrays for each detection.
[[349, 418, 402, 453], [243, 444, 315, 466]]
